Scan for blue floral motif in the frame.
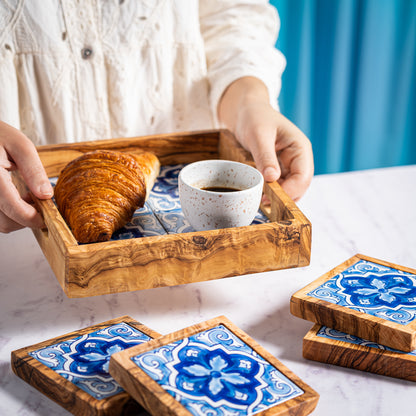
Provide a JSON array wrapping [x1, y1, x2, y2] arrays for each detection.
[[174, 348, 260, 405], [29, 323, 152, 400], [154, 211, 194, 234], [68, 340, 128, 376], [147, 164, 182, 213], [340, 274, 416, 308], [132, 325, 303, 416], [308, 260, 416, 325]]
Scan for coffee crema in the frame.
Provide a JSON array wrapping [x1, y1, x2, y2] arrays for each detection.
[[201, 186, 241, 193]]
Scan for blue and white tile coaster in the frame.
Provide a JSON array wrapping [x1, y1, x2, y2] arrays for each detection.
[[110, 317, 319, 416], [29, 322, 152, 400], [307, 259, 416, 325], [303, 324, 416, 382], [11, 317, 161, 415], [316, 325, 416, 355], [291, 254, 416, 352], [50, 163, 270, 243]]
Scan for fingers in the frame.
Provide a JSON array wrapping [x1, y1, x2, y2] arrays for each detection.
[[0, 121, 53, 199], [278, 136, 314, 202], [242, 123, 282, 183], [0, 167, 46, 232], [252, 145, 281, 183], [235, 111, 314, 202], [0, 121, 51, 232]]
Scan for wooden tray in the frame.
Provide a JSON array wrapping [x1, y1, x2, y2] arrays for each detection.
[[290, 254, 416, 352], [13, 129, 311, 298], [11, 316, 161, 416], [109, 316, 319, 416], [303, 324, 416, 382]]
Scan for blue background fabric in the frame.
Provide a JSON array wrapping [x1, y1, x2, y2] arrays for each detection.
[[271, 0, 416, 174]]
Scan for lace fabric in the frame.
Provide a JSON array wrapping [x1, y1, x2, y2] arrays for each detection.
[[0, 0, 285, 145]]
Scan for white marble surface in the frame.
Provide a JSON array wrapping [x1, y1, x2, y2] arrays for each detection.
[[1, 164, 415, 415]]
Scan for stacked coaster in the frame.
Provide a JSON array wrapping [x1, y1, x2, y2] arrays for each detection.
[[12, 315, 319, 416], [291, 254, 416, 381]]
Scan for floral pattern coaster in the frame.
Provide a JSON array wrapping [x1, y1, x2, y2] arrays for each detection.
[[50, 163, 269, 241], [131, 324, 304, 416], [302, 323, 416, 382], [316, 326, 416, 356], [29, 322, 152, 400], [307, 259, 416, 325]]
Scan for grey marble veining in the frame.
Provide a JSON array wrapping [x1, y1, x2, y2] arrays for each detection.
[[1, 165, 415, 415]]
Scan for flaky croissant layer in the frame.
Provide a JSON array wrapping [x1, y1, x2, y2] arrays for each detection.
[[54, 150, 160, 243]]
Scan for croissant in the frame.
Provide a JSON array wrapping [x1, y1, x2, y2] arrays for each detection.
[[54, 149, 160, 243]]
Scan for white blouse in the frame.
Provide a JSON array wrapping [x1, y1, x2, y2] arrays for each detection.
[[0, 0, 286, 146]]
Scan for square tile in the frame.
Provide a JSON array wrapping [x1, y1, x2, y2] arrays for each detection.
[[307, 259, 416, 325], [147, 164, 183, 213], [29, 322, 152, 400], [154, 210, 194, 234], [110, 316, 319, 416], [112, 204, 168, 239], [291, 254, 416, 352], [303, 324, 416, 381], [12, 316, 161, 416]]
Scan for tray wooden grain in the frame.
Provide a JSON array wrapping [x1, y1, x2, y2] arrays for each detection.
[[109, 316, 319, 416], [13, 129, 311, 298], [290, 254, 416, 352], [11, 316, 161, 416], [303, 324, 416, 382]]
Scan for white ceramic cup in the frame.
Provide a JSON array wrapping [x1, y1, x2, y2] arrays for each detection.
[[178, 159, 264, 231]]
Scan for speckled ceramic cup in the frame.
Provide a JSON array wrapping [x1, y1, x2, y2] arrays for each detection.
[[178, 160, 264, 231]]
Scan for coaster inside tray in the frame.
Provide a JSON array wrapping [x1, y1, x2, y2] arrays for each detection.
[[50, 163, 269, 242], [290, 254, 416, 352], [11, 316, 161, 416], [303, 324, 416, 382], [109, 316, 319, 416]]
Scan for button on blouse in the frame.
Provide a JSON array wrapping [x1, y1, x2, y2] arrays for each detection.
[[81, 47, 93, 59]]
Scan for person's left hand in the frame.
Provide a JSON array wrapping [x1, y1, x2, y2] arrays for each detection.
[[218, 77, 314, 202]]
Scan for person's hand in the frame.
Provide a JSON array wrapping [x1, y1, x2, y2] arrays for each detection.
[[218, 77, 314, 202], [0, 121, 53, 233]]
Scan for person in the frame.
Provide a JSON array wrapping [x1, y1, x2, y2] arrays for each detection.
[[0, 0, 313, 234]]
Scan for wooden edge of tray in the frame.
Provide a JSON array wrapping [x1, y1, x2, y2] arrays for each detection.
[[36, 129, 221, 177], [12, 129, 311, 297], [59, 218, 310, 298]]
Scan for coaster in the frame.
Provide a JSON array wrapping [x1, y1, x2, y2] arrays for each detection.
[[303, 324, 416, 382], [290, 254, 416, 352], [109, 316, 319, 416], [11, 316, 161, 416]]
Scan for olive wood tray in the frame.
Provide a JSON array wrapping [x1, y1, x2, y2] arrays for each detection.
[[303, 324, 416, 382], [109, 315, 319, 416], [291, 254, 416, 352], [11, 316, 161, 416], [13, 129, 311, 298]]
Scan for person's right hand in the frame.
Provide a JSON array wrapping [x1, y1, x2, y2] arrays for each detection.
[[0, 121, 53, 233]]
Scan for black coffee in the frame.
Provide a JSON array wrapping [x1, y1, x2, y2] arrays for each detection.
[[201, 186, 241, 192]]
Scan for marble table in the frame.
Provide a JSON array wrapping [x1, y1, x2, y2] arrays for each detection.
[[1, 164, 415, 415]]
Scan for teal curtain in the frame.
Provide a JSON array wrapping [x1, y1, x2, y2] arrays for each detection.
[[271, 0, 416, 174]]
